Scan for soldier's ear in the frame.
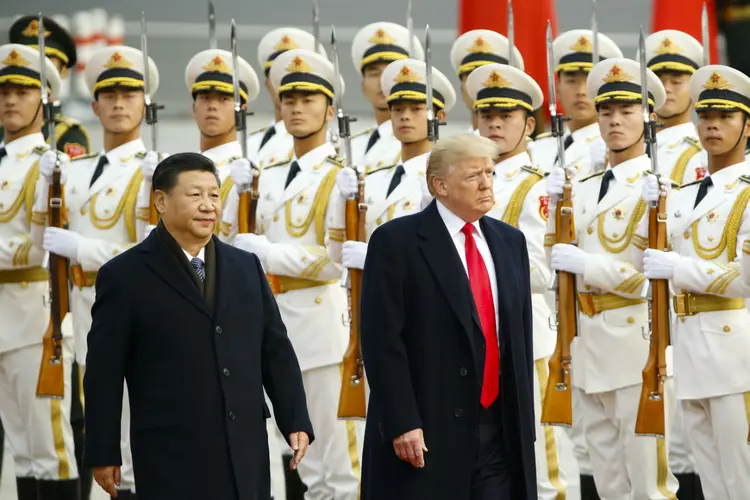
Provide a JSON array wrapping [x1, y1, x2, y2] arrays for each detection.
[[743, 114, 750, 138], [437, 109, 447, 122], [525, 114, 536, 137]]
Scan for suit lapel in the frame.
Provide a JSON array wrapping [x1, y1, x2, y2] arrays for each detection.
[[140, 231, 213, 318], [418, 202, 481, 366]]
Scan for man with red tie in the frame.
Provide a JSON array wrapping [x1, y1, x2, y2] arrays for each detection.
[[359, 133, 537, 500]]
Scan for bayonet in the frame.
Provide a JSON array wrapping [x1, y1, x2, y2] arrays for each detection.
[[639, 27, 659, 177], [313, 0, 321, 54], [592, 0, 599, 65], [546, 20, 567, 175], [38, 14, 56, 154], [407, 0, 415, 57], [208, 0, 217, 49], [507, 1, 516, 68], [701, 1, 710, 66], [230, 19, 248, 161], [331, 25, 357, 165], [425, 25, 439, 142], [141, 12, 161, 152]]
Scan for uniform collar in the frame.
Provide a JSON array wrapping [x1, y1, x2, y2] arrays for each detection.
[[376, 119, 394, 140], [4, 132, 46, 158], [436, 199, 484, 240], [104, 138, 146, 164], [495, 151, 532, 179], [202, 141, 243, 163], [402, 151, 430, 173], [571, 122, 600, 141], [656, 121, 697, 148], [292, 142, 336, 172], [610, 154, 649, 184], [706, 162, 750, 188], [273, 120, 287, 135]]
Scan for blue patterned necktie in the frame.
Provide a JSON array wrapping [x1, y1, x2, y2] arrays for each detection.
[[191, 257, 205, 282]]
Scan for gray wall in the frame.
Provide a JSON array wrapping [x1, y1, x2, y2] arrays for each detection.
[[0, 0, 674, 118]]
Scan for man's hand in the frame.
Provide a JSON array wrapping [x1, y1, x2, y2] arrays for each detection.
[[393, 428, 428, 468], [39, 150, 70, 185], [43, 227, 84, 260], [93, 465, 120, 497], [336, 167, 359, 199], [288, 431, 310, 471], [342, 241, 367, 270], [642, 174, 671, 203], [551, 243, 587, 275], [643, 249, 682, 280], [234, 233, 272, 264], [229, 158, 257, 193]]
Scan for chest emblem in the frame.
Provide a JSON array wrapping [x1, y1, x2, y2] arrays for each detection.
[[612, 207, 625, 220], [1, 180, 9, 190], [539, 195, 550, 221], [695, 166, 707, 181], [706, 211, 719, 223]]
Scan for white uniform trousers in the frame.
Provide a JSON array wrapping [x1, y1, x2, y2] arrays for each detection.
[[582, 382, 678, 500], [668, 403, 696, 474], [297, 364, 360, 500], [534, 358, 570, 500], [570, 386, 594, 475], [0, 338, 78, 480], [265, 393, 287, 499], [682, 394, 750, 500]]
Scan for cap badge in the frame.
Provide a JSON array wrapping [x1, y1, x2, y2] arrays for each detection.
[[393, 65, 423, 83], [203, 55, 231, 74], [21, 20, 51, 38], [2, 50, 31, 68], [286, 55, 313, 73], [602, 64, 633, 83], [703, 71, 733, 90], [369, 28, 395, 45], [467, 37, 493, 54], [654, 37, 683, 55], [570, 36, 592, 53], [273, 34, 299, 52], [482, 70, 512, 89], [103, 52, 134, 69]]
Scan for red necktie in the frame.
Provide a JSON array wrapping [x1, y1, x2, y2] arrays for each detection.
[[461, 223, 499, 408]]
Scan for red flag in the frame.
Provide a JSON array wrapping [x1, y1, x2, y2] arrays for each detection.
[[459, 0, 558, 118], [651, 0, 719, 64]]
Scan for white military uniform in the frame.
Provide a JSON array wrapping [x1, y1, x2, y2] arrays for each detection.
[[250, 120, 294, 169], [545, 58, 679, 499], [465, 62, 569, 499], [531, 123, 604, 178], [350, 120, 402, 173], [0, 44, 78, 489], [656, 122, 706, 186]]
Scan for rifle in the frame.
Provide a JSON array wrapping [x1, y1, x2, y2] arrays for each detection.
[[701, 1, 710, 67], [208, 0, 217, 50], [424, 25, 440, 143], [141, 12, 164, 225], [332, 26, 366, 420], [231, 20, 260, 234], [407, 0, 414, 57], [541, 20, 577, 427], [36, 14, 66, 399], [507, 1, 516, 68], [635, 27, 670, 438]]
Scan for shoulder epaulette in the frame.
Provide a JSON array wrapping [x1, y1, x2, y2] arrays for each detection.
[[351, 127, 374, 140], [263, 158, 291, 169], [135, 151, 148, 159], [535, 132, 552, 140], [249, 125, 269, 135], [579, 170, 606, 183], [54, 114, 82, 127], [520, 165, 548, 177], [684, 136, 702, 149], [681, 178, 703, 188], [366, 164, 397, 176], [740, 175, 750, 184], [326, 155, 345, 167], [32, 145, 49, 155], [71, 151, 100, 161], [227, 155, 242, 163]]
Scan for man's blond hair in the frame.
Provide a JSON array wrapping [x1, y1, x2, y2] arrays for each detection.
[[425, 133, 499, 196]]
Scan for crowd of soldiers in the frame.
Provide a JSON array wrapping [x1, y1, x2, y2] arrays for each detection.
[[1, 5, 750, 500]]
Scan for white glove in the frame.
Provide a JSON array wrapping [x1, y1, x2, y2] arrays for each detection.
[[141, 151, 160, 183], [43, 227, 84, 260], [229, 158, 256, 193], [641, 174, 672, 203], [342, 241, 368, 270], [39, 150, 70, 185], [545, 166, 566, 198], [234, 233, 272, 263], [589, 136, 607, 171], [336, 167, 359, 199], [420, 177, 433, 209], [143, 224, 156, 240], [550, 243, 587, 275], [643, 249, 682, 280]]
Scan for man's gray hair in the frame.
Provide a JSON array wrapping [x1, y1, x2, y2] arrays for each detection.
[[426, 133, 499, 196]]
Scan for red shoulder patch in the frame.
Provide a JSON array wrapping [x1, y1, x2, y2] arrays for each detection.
[[64, 143, 86, 158], [539, 195, 550, 221]]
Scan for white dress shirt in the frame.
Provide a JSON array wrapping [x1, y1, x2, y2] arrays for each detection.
[[182, 247, 206, 264], [436, 200, 500, 343]]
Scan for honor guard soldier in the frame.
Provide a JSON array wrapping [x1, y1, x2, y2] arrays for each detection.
[[0, 43, 80, 499], [250, 28, 325, 168], [330, 58, 455, 270], [230, 48, 360, 499], [545, 58, 680, 498], [639, 65, 750, 499], [450, 29, 524, 133], [531, 30, 622, 178], [644, 30, 707, 187], [31, 44, 161, 500], [349, 22, 424, 171], [466, 62, 570, 500], [7, 15, 90, 158]]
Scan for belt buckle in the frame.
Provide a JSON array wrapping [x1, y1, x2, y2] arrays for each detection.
[[674, 293, 694, 317], [579, 294, 595, 317]]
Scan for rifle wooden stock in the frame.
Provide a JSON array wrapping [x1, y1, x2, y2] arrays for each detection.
[[635, 194, 669, 437], [36, 170, 68, 398], [541, 181, 576, 427], [337, 195, 367, 419], [149, 193, 159, 225], [237, 174, 259, 234]]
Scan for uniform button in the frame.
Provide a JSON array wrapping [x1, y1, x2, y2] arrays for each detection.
[[215, 325, 223, 335], [627, 317, 635, 324], [223, 368, 231, 377], [453, 409, 463, 418], [228, 411, 236, 420], [459, 367, 468, 377], [587, 227, 593, 235], [723, 325, 731, 333], [684, 232, 690, 239]]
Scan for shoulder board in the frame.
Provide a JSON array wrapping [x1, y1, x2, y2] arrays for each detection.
[[32, 145, 49, 155], [227, 155, 242, 163], [520, 165, 548, 177], [578, 170, 606, 183], [535, 132, 552, 140], [680, 178, 703, 188], [351, 127, 374, 140], [684, 136, 702, 148], [263, 158, 291, 169], [366, 164, 397, 176], [135, 151, 148, 159], [249, 125, 269, 135], [326, 155, 345, 167], [54, 114, 82, 127], [71, 151, 100, 161], [740, 175, 750, 184]]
